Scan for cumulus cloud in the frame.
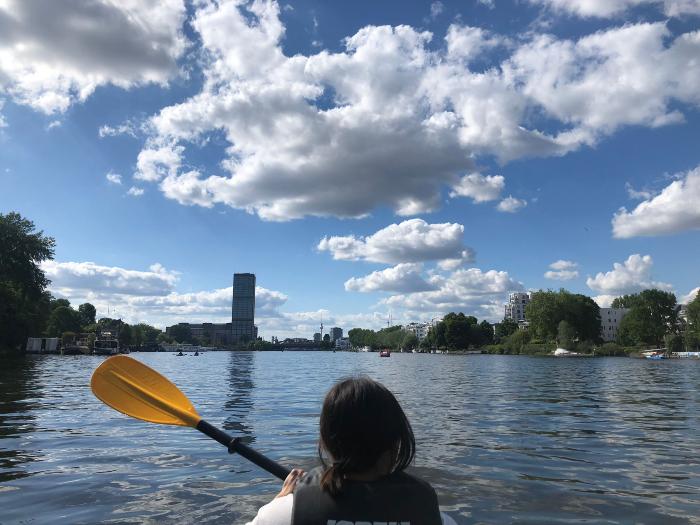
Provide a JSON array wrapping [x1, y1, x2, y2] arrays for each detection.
[[0, 0, 187, 114], [586, 254, 673, 297], [42, 261, 179, 297], [317, 219, 475, 265], [127, 186, 145, 197], [449, 173, 505, 202], [625, 182, 653, 200], [430, 1, 444, 19], [380, 267, 523, 321], [612, 165, 700, 238], [529, 0, 700, 18], [129, 0, 700, 220], [99, 120, 141, 138], [344, 263, 435, 293], [544, 260, 579, 280], [497, 196, 527, 213], [106, 172, 122, 185], [680, 287, 700, 305]]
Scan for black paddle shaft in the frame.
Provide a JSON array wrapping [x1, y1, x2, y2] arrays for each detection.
[[196, 419, 291, 481]]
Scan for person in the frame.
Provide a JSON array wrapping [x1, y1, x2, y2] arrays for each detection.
[[245, 377, 450, 525]]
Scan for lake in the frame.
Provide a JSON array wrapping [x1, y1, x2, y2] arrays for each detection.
[[1, 352, 699, 524]]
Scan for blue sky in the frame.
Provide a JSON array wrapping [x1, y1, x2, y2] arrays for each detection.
[[1, 0, 699, 337]]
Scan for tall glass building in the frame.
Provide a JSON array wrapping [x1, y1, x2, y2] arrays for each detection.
[[232, 273, 256, 344]]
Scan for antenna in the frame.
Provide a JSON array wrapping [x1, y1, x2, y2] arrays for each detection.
[[320, 314, 324, 339], [387, 311, 392, 328]]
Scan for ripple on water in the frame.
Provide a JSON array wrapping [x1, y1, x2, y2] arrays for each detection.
[[1, 353, 699, 524]]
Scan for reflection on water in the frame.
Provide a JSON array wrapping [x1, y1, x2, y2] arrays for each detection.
[[222, 352, 254, 442], [0, 353, 699, 524]]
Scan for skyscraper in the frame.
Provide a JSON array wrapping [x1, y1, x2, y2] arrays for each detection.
[[232, 273, 256, 344]]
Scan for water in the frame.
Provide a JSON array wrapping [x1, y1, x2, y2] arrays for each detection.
[[1, 352, 699, 524]]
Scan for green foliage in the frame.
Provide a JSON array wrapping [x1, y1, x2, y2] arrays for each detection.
[[684, 291, 700, 350], [502, 329, 531, 354], [425, 313, 493, 351], [611, 295, 639, 309], [0, 212, 56, 351], [664, 333, 683, 354], [323, 333, 330, 343], [401, 332, 419, 351], [46, 306, 82, 336], [78, 303, 96, 326], [494, 318, 518, 342], [557, 320, 576, 349], [168, 323, 193, 344], [616, 289, 678, 346], [526, 289, 601, 343], [118, 324, 132, 346], [50, 298, 71, 310]]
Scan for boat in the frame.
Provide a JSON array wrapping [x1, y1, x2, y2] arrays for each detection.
[[553, 348, 582, 357], [94, 331, 119, 356], [645, 351, 667, 360], [379, 350, 391, 357]]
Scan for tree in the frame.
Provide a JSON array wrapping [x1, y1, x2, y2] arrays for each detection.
[[557, 320, 576, 349], [46, 306, 82, 336], [50, 298, 71, 310], [477, 320, 494, 346], [401, 332, 419, 351], [168, 323, 192, 344], [78, 303, 96, 326], [616, 289, 678, 346], [444, 313, 472, 349], [684, 291, 700, 350], [0, 212, 56, 351], [119, 324, 132, 347], [494, 318, 518, 342], [323, 333, 330, 343], [526, 289, 600, 343]]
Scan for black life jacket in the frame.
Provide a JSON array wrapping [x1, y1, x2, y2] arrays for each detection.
[[291, 468, 442, 525]]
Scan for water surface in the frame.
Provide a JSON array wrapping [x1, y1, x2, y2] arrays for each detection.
[[1, 352, 699, 524]]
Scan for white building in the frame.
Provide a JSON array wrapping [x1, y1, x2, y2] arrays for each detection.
[[335, 337, 351, 350], [600, 308, 629, 342], [402, 322, 431, 340], [504, 292, 530, 322]]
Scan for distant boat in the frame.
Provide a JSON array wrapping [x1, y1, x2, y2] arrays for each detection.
[[379, 350, 391, 357], [553, 348, 582, 357], [94, 331, 119, 356], [645, 351, 667, 360]]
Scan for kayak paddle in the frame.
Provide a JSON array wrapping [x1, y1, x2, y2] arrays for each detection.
[[90, 355, 291, 480]]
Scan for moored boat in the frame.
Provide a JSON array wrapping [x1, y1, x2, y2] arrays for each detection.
[[379, 350, 391, 357], [94, 331, 119, 356]]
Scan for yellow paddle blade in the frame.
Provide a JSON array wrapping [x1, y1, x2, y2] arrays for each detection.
[[91, 355, 201, 427]]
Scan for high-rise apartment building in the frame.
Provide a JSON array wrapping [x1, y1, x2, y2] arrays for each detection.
[[232, 273, 256, 344], [330, 327, 343, 342], [504, 292, 530, 323]]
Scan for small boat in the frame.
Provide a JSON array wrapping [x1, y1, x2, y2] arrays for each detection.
[[553, 348, 582, 357], [645, 352, 667, 360], [94, 331, 119, 356], [379, 350, 391, 357]]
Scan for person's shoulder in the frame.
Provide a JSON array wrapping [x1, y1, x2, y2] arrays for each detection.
[[243, 494, 293, 525], [391, 470, 438, 495]]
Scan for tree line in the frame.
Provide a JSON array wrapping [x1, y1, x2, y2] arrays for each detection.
[[0, 212, 164, 352]]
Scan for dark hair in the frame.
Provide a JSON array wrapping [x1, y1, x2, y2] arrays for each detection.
[[318, 377, 416, 496]]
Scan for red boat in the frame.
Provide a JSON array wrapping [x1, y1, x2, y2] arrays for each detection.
[[379, 350, 391, 357]]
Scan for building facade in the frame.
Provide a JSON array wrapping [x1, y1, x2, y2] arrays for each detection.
[[232, 273, 256, 344], [335, 337, 351, 350], [599, 307, 629, 342], [330, 327, 343, 342], [402, 322, 430, 340], [504, 292, 531, 323]]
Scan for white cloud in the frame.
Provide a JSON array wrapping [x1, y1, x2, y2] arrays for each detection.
[[430, 1, 444, 18], [42, 261, 179, 297], [586, 254, 673, 296], [128, 2, 700, 220], [380, 267, 523, 321], [625, 182, 653, 200], [544, 260, 579, 280], [529, 0, 700, 18], [497, 196, 527, 213], [99, 120, 141, 138], [613, 165, 700, 238], [317, 219, 475, 265], [0, 0, 187, 114], [127, 186, 145, 197], [449, 173, 505, 202], [478, 0, 496, 8], [46, 120, 61, 130], [680, 287, 700, 305], [344, 263, 435, 293], [592, 294, 617, 308], [106, 172, 122, 185]]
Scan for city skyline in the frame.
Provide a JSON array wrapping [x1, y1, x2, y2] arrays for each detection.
[[1, 0, 699, 338]]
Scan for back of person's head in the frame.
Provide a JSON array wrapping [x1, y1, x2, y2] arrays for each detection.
[[318, 376, 415, 495]]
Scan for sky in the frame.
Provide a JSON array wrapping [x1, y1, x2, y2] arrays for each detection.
[[1, 0, 699, 339]]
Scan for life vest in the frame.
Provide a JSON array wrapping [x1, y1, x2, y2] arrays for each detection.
[[291, 468, 442, 525]]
